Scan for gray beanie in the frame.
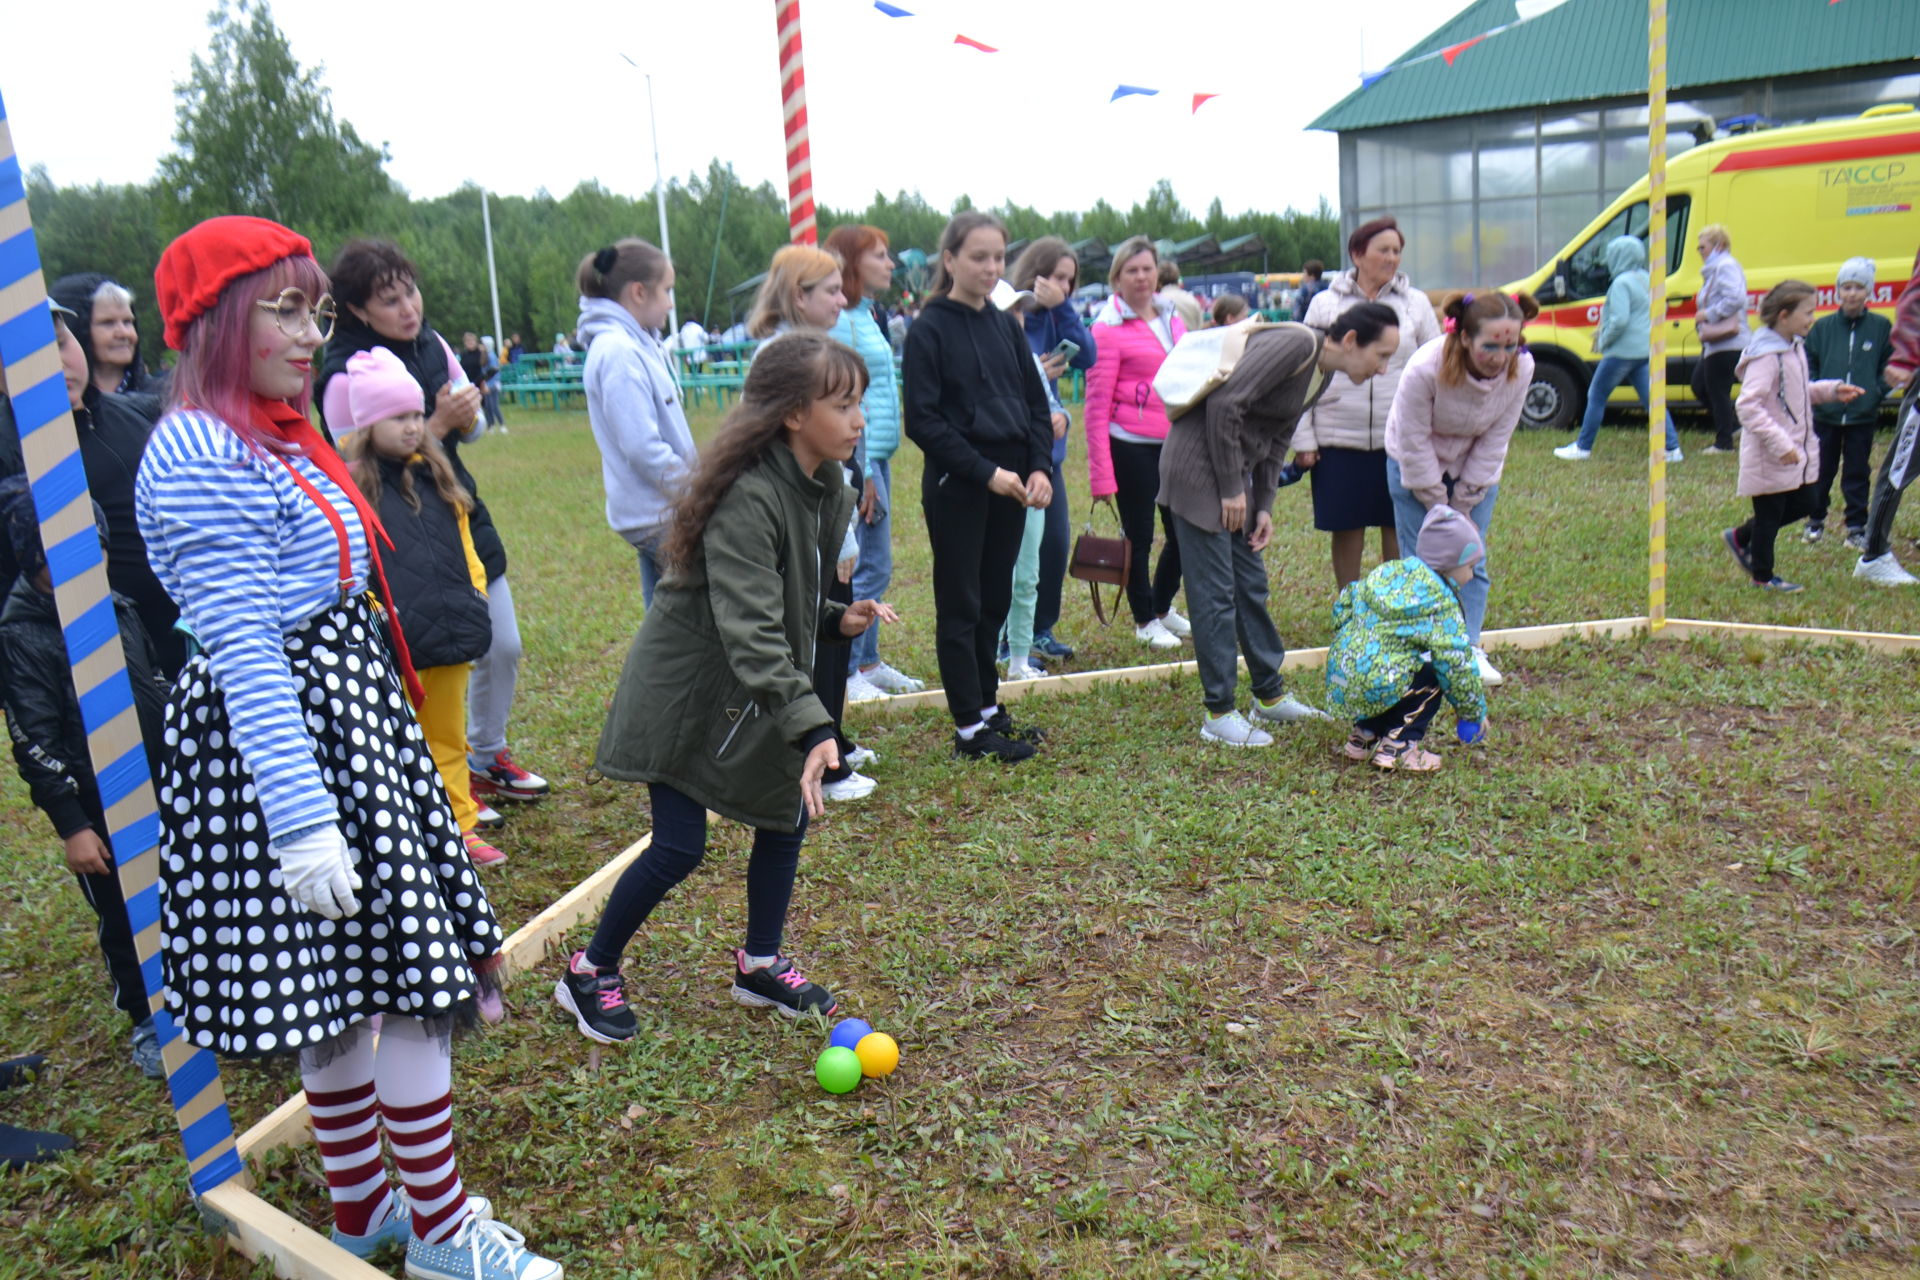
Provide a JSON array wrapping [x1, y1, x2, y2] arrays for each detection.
[[1836, 257, 1876, 291], [1415, 504, 1485, 577]]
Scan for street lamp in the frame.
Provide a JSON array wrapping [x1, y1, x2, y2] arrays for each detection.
[[619, 54, 679, 340]]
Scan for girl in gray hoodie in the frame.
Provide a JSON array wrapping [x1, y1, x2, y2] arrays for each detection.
[[578, 240, 699, 607]]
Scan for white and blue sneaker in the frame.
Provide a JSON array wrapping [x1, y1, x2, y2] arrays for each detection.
[[405, 1214, 560, 1280], [332, 1191, 494, 1260]]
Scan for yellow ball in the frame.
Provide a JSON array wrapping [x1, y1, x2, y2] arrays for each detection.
[[854, 1032, 899, 1078]]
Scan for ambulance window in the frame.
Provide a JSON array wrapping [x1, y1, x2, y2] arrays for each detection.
[[1562, 196, 1690, 299]]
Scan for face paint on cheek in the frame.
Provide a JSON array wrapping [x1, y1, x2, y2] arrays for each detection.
[[257, 347, 275, 359]]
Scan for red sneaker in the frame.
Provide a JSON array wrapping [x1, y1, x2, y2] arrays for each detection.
[[469, 749, 550, 803], [462, 830, 507, 866]]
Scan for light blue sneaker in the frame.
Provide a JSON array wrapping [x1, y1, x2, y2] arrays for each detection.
[[405, 1215, 561, 1280], [332, 1191, 495, 1260]]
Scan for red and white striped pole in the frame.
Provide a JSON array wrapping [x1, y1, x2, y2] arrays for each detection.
[[775, 0, 816, 244]]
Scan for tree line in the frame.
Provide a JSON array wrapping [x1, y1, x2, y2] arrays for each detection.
[[25, 1, 1340, 357]]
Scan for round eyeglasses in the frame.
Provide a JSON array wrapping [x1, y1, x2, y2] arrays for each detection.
[[255, 288, 336, 341]]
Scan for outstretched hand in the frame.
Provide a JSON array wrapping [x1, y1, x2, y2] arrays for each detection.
[[840, 599, 900, 637]]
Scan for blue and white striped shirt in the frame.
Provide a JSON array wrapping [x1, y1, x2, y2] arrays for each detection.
[[136, 410, 370, 840]]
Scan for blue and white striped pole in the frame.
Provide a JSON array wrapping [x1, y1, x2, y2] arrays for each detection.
[[0, 87, 243, 1195]]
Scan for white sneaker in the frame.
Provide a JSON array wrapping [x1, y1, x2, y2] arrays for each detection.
[[860, 661, 925, 694], [1158, 609, 1192, 638], [1665, 447, 1685, 462], [845, 670, 887, 703], [1136, 617, 1181, 648], [1472, 646, 1505, 686], [1854, 553, 1920, 587], [1250, 693, 1331, 723], [1552, 443, 1591, 461], [843, 744, 877, 770], [1006, 660, 1045, 681], [1199, 710, 1274, 747], [821, 771, 877, 802]]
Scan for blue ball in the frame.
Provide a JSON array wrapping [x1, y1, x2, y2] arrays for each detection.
[[829, 1018, 873, 1051]]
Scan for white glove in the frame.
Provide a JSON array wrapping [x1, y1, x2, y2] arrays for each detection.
[[276, 825, 363, 920]]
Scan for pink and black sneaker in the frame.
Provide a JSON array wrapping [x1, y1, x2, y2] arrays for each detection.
[[470, 749, 551, 804], [730, 950, 839, 1019], [554, 950, 638, 1043]]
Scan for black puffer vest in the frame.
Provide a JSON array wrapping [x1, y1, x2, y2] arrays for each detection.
[[369, 455, 493, 670]]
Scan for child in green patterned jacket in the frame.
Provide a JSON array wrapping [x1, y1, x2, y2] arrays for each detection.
[[1325, 503, 1488, 772]]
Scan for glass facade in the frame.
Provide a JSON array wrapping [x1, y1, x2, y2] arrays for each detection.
[[1335, 65, 1920, 289]]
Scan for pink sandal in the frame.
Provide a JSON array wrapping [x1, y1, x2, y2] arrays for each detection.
[[1371, 739, 1442, 772], [1337, 729, 1378, 761]]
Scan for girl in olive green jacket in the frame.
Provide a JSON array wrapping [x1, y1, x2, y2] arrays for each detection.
[[556, 333, 895, 1042]]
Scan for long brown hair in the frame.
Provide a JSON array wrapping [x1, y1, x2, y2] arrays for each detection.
[[1011, 236, 1075, 293], [928, 211, 1007, 297], [1437, 289, 1540, 386], [338, 428, 474, 516], [663, 332, 869, 570]]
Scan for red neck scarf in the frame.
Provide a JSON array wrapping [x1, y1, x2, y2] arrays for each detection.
[[248, 396, 426, 704]]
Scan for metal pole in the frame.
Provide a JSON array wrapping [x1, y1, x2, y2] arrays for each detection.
[[1646, 0, 1669, 631], [481, 188, 504, 358], [646, 73, 679, 339]]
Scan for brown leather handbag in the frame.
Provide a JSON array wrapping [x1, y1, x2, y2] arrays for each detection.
[[1069, 497, 1130, 625]]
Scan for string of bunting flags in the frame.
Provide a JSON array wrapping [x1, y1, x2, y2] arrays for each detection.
[[869, 1, 1220, 113]]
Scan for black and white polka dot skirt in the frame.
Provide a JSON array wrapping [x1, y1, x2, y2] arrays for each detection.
[[156, 596, 504, 1059]]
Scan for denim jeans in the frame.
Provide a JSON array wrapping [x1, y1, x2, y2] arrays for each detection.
[[1575, 357, 1680, 452], [848, 458, 894, 673], [466, 574, 523, 760], [1034, 459, 1070, 638], [628, 526, 667, 611], [1386, 456, 1497, 644]]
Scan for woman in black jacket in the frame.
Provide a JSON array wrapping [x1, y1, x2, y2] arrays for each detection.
[[317, 240, 551, 815], [902, 212, 1055, 763]]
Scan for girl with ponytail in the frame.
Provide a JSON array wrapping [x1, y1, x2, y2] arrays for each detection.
[[1383, 288, 1539, 685]]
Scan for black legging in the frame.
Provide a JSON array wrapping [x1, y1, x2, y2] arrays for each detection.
[[1862, 385, 1920, 562], [585, 782, 806, 966], [924, 467, 1027, 725], [1693, 351, 1741, 449], [811, 571, 855, 780], [1034, 459, 1070, 639], [1110, 439, 1182, 625]]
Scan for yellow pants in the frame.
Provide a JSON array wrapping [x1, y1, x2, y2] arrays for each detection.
[[412, 663, 479, 834]]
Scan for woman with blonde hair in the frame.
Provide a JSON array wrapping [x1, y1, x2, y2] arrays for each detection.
[[749, 246, 848, 339], [1692, 223, 1750, 453]]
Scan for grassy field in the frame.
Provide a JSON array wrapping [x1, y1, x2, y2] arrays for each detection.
[[1, 403, 1917, 1279]]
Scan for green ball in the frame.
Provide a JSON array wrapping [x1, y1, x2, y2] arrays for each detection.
[[815, 1046, 863, 1094]]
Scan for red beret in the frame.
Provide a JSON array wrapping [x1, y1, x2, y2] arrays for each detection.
[[155, 216, 313, 351]]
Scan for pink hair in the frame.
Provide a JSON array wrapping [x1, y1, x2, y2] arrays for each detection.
[[168, 254, 331, 457]]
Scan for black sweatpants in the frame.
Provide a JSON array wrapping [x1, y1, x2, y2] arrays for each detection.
[[1862, 389, 1920, 562], [1357, 663, 1444, 744], [1693, 351, 1742, 449], [1811, 421, 1875, 532], [924, 469, 1028, 726], [811, 572, 856, 781], [71, 804, 149, 1026], [1110, 439, 1183, 625], [1034, 459, 1070, 640], [1736, 484, 1819, 583]]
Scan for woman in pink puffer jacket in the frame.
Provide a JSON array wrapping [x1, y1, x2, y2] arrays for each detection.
[[1084, 236, 1190, 646], [1724, 280, 1864, 592]]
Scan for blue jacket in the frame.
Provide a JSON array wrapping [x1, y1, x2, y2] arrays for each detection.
[[829, 303, 902, 463], [1326, 558, 1486, 724], [578, 297, 699, 541], [1596, 236, 1653, 359], [1022, 303, 1096, 467]]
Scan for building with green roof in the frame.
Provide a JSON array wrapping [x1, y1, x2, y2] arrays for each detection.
[[1309, 0, 1920, 286]]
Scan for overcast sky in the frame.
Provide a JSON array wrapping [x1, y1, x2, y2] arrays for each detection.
[[0, 0, 1478, 219]]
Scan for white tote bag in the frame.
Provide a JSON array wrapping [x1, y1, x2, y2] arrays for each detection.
[[1153, 320, 1310, 420]]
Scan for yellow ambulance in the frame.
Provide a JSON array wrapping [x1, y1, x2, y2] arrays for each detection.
[[1507, 104, 1920, 430]]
